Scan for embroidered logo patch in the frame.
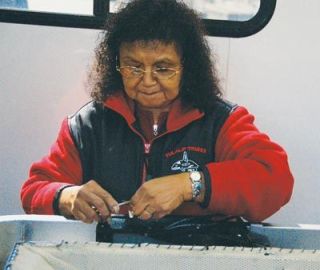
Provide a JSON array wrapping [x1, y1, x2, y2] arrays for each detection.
[[171, 151, 199, 172]]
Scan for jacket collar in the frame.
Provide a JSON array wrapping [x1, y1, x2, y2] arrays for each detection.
[[104, 91, 204, 132], [104, 92, 136, 125]]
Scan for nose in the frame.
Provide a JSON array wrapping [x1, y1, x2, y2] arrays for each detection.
[[141, 68, 157, 86]]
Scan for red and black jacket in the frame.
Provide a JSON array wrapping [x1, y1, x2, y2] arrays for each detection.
[[21, 93, 294, 222]]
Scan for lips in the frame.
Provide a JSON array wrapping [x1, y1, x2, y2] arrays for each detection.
[[139, 90, 161, 96]]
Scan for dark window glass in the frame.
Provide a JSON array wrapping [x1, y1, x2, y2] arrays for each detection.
[[0, 0, 276, 38]]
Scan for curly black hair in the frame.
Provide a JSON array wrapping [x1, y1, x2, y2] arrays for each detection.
[[90, 0, 222, 112]]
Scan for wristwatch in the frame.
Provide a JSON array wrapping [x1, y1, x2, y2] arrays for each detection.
[[189, 171, 202, 200]]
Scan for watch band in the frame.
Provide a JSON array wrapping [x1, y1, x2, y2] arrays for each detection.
[[189, 171, 202, 200]]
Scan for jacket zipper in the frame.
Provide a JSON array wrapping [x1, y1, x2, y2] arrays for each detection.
[[127, 113, 204, 184], [126, 125, 150, 184]]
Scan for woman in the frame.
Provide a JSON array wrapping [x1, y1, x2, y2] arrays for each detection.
[[21, 0, 293, 224]]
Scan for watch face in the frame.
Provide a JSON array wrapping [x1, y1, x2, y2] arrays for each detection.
[[190, 171, 201, 181]]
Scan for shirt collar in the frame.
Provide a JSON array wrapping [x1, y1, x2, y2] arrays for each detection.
[[104, 91, 204, 132]]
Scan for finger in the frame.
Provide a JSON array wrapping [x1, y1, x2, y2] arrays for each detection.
[[131, 201, 148, 217], [86, 181, 119, 214], [80, 190, 111, 219], [138, 207, 155, 220], [72, 196, 103, 223], [101, 193, 119, 214], [139, 211, 153, 220], [73, 210, 87, 223], [79, 202, 101, 223], [73, 208, 96, 224], [153, 212, 168, 220], [90, 206, 110, 223], [130, 190, 149, 216]]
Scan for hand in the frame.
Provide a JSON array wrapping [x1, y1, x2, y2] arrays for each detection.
[[58, 180, 118, 224], [130, 173, 192, 220]]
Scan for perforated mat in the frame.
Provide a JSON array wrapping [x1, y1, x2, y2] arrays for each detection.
[[5, 241, 320, 270]]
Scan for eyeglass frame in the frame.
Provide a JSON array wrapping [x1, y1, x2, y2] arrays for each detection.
[[116, 65, 183, 80]]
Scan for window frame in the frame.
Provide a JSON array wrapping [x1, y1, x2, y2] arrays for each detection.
[[0, 0, 276, 38]]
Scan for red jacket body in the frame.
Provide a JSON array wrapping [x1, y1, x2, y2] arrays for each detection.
[[21, 94, 294, 222]]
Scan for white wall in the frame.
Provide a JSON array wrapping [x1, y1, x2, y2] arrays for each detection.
[[0, 24, 94, 214], [212, 0, 320, 224], [0, 0, 319, 224]]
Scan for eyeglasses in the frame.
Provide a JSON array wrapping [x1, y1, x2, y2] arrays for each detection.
[[116, 65, 182, 80]]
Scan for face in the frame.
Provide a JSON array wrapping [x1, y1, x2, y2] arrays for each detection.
[[119, 41, 182, 112]]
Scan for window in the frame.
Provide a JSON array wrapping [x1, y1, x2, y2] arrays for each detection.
[[0, 0, 276, 37], [0, 0, 93, 15], [110, 0, 260, 22]]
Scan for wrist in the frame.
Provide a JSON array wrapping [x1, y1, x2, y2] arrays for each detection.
[[182, 172, 193, 201], [53, 185, 74, 215], [56, 185, 75, 218]]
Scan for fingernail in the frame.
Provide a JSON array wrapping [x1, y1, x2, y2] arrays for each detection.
[[113, 204, 120, 214], [106, 217, 111, 224], [128, 210, 134, 218]]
